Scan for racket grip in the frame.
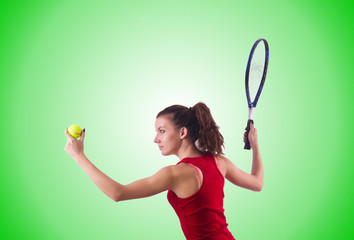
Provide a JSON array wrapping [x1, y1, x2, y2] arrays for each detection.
[[244, 119, 254, 150]]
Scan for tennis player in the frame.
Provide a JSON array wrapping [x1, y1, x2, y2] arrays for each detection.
[[64, 102, 263, 240]]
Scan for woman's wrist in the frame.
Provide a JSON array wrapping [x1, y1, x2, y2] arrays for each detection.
[[74, 153, 87, 164], [252, 144, 260, 154]]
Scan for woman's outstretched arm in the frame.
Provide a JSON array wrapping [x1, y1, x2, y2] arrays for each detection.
[[64, 128, 175, 202]]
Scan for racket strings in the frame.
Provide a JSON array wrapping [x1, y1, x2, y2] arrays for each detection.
[[249, 43, 266, 102]]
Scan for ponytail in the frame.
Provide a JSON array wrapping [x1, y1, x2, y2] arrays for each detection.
[[156, 102, 224, 156], [193, 102, 224, 155]]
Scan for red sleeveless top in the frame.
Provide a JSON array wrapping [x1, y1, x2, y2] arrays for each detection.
[[167, 154, 235, 240]]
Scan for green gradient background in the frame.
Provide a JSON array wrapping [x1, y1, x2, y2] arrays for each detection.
[[1, 1, 353, 239]]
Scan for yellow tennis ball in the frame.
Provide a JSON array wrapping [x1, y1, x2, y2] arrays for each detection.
[[68, 124, 82, 139]]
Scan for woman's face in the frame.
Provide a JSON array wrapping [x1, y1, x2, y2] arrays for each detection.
[[154, 115, 182, 156]]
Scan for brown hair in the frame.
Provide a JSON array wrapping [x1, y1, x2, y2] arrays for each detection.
[[156, 102, 224, 155]]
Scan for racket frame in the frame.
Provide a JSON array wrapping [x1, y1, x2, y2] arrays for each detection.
[[245, 38, 269, 109]]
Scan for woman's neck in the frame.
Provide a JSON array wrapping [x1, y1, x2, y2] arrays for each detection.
[[176, 143, 203, 160]]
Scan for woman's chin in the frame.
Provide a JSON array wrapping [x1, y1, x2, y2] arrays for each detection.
[[160, 150, 172, 156]]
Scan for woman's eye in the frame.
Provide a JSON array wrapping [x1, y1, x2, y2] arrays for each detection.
[[160, 130, 165, 133]]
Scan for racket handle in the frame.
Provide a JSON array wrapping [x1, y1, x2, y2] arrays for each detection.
[[244, 119, 254, 150]]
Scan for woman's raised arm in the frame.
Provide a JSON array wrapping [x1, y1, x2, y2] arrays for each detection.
[[220, 123, 263, 191]]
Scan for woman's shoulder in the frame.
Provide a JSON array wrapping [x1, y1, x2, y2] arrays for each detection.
[[164, 163, 196, 179], [214, 155, 231, 177], [216, 154, 228, 162]]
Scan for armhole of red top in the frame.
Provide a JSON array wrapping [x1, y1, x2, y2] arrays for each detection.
[[186, 163, 203, 185], [214, 156, 224, 178]]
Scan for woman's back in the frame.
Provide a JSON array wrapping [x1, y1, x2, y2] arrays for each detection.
[[168, 154, 235, 240]]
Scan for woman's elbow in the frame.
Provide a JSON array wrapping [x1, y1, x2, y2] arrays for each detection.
[[112, 196, 120, 202], [111, 190, 123, 202], [253, 182, 263, 192]]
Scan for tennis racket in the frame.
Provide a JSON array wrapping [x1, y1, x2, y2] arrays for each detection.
[[244, 38, 269, 150]]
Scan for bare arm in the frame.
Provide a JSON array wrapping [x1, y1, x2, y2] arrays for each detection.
[[64, 128, 174, 202], [221, 123, 263, 191]]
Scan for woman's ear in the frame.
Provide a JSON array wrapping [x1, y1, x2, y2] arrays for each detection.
[[180, 127, 188, 139]]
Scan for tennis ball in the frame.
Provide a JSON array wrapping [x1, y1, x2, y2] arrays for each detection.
[[68, 124, 82, 139]]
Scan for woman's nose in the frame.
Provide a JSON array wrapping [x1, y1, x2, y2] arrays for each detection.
[[154, 135, 160, 143]]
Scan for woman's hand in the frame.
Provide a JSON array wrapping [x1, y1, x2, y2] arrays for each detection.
[[244, 123, 259, 150], [64, 128, 86, 161]]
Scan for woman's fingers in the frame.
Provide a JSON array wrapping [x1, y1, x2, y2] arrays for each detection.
[[79, 128, 85, 142]]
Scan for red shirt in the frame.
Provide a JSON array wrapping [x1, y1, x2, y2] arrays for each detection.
[[167, 154, 235, 240]]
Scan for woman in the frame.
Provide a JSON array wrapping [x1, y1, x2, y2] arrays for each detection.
[[64, 102, 263, 240]]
